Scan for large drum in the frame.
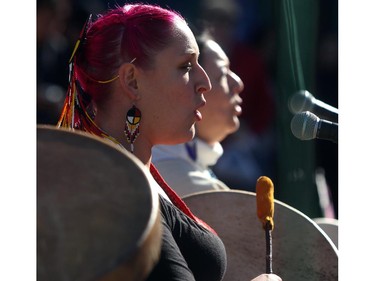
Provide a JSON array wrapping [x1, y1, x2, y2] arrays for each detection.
[[183, 190, 338, 281], [37, 125, 161, 281]]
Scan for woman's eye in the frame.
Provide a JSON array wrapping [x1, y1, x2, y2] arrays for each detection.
[[181, 63, 192, 72]]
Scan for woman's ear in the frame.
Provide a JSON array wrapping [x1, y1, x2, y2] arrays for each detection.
[[118, 63, 139, 100]]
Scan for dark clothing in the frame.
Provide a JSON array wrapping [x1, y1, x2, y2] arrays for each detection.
[[146, 196, 227, 281]]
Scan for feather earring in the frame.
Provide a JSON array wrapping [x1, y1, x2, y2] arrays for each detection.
[[124, 105, 141, 153]]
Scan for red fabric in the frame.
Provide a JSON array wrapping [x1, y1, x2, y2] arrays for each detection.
[[150, 163, 217, 235]]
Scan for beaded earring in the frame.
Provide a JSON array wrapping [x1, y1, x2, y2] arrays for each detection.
[[124, 105, 141, 153]]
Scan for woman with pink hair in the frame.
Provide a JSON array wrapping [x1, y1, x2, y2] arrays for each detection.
[[57, 3, 281, 281]]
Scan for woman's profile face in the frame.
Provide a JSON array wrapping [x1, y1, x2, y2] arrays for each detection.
[[196, 39, 244, 144], [136, 20, 212, 146]]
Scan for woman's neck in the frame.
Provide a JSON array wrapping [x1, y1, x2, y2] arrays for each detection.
[[94, 110, 152, 168], [132, 137, 152, 168]]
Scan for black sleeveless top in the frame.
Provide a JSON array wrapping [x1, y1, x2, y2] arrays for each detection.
[[146, 196, 227, 281]]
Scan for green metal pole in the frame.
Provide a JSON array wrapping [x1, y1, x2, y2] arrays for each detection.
[[274, 0, 322, 218]]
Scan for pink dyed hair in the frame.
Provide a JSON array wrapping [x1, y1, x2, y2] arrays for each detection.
[[75, 3, 185, 101]]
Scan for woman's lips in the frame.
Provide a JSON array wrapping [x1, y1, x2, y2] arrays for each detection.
[[195, 100, 206, 121]]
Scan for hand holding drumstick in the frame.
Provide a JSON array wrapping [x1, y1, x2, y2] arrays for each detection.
[[251, 273, 282, 281]]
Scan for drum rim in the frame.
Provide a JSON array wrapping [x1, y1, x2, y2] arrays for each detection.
[[183, 189, 338, 255]]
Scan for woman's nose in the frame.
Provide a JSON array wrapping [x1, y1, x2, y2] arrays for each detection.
[[196, 64, 212, 94]]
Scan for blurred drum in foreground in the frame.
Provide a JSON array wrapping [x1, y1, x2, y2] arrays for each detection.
[[183, 190, 338, 281], [37, 125, 161, 281]]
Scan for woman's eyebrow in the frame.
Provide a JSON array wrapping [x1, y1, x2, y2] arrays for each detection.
[[178, 52, 199, 63]]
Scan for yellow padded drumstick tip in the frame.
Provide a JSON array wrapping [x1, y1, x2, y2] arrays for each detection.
[[256, 176, 274, 231]]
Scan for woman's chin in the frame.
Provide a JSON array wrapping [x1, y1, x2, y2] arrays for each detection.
[[180, 130, 195, 143], [164, 129, 195, 145]]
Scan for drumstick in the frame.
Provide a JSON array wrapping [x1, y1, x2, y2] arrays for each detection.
[[256, 176, 275, 274]]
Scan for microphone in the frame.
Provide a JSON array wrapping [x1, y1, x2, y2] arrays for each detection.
[[256, 176, 275, 274], [289, 90, 338, 123], [290, 111, 338, 143]]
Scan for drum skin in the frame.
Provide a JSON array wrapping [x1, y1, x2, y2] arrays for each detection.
[[37, 125, 161, 281], [183, 190, 338, 281], [313, 217, 338, 249]]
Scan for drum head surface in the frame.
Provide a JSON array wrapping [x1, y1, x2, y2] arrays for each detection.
[[183, 190, 338, 281], [37, 125, 161, 281], [313, 217, 338, 249]]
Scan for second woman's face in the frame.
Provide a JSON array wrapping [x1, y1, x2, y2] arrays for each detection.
[[136, 20, 211, 146], [196, 40, 244, 144]]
